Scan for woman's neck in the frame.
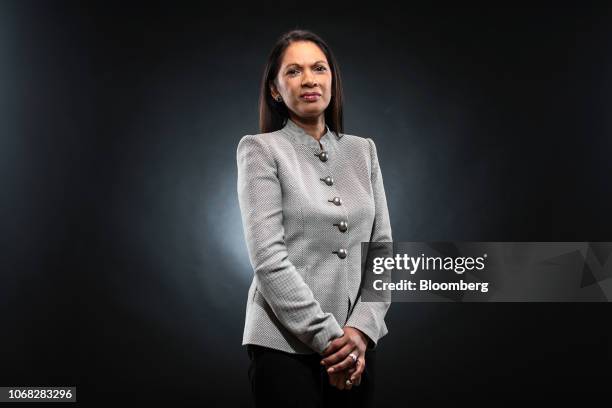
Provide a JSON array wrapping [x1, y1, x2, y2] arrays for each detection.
[[290, 115, 326, 141]]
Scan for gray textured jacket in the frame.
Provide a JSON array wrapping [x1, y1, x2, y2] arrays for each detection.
[[237, 118, 392, 354]]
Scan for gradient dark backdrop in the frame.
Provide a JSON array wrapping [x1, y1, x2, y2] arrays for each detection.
[[1, 2, 611, 404]]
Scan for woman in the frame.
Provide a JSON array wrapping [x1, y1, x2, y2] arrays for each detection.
[[237, 29, 393, 407]]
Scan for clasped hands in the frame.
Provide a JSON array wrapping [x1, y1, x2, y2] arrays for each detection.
[[319, 326, 368, 391]]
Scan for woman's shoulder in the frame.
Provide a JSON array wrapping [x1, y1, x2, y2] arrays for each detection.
[[236, 129, 293, 152], [236, 131, 293, 163], [338, 132, 372, 144], [337, 132, 377, 155]]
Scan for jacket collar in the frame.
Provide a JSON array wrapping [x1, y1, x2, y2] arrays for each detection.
[[281, 117, 342, 150]]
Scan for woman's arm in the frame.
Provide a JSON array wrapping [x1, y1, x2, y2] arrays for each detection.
[[345, 137, 393, 349], [237, 134, 345, 354]]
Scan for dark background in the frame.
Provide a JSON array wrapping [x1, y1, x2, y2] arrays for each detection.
[[1, 2, 611, 404]]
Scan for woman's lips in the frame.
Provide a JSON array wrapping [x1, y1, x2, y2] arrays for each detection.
[[301, 94, 320, 102]]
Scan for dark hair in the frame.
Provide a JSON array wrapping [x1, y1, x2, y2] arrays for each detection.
[[258, 29, 344, 136]]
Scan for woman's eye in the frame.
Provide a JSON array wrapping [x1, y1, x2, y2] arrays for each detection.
[[287, 66, 326, 75]]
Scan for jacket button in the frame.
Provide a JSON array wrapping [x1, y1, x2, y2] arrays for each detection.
[[336, 220, 348, 232], [320, 176, 334, 186], [333, 249, 348, 259], [316, 151, 328, 162], [328, 197, 342, 206]]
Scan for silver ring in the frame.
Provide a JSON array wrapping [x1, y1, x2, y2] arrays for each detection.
[[345, 379, 353, 386], [348, 352, 358, 363]]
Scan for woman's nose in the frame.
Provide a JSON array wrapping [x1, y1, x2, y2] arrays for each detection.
[[302, 70, 317, 86]]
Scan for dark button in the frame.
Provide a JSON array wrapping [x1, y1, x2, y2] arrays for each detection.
[[320, 176, 334, 186], [333, 221, 348, 232], [315, 151, 328, 162], [328, 197, 342, 206], [333, 248, 348, 259]]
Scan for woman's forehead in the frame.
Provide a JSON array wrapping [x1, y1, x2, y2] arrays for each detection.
[[281, 41, 328, 66]]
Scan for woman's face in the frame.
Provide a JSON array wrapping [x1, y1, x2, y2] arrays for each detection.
[[271, 41, 332, 120]]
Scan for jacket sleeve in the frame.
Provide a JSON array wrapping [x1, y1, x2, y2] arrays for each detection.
[[236, 134, 345, 354], [345, 137, 393, 350]]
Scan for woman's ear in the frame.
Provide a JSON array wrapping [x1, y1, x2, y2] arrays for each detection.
[[269, 82, 279, 100]]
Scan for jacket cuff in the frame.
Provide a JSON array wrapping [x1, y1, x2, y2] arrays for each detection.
[[312, 319, 345, 354], [345, 301, 385, 350]]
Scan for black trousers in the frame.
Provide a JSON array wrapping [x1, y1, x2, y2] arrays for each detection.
[[246, 344, 376, 408]]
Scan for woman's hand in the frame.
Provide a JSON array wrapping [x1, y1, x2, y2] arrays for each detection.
[[321, 326, 369, 386], [327, 360, 362, 390], [327, 363, 361, 390]]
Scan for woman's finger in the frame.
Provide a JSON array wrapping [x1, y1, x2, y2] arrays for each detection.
[[336, 372, 346, 390], [349, 357, 366, 383], [344, 373, 353, 390], [330, 371, 343, 389], [321, 336, 347, 358], [328, 353, 358, 374], [328, 371, 338, 387], [322, 343, 354, 370]]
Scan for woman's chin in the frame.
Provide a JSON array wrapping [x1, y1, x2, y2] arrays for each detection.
[[296, 106, 327, 118]]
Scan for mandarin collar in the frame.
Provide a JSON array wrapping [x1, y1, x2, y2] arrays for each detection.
[[281, 118, 341, 150]]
